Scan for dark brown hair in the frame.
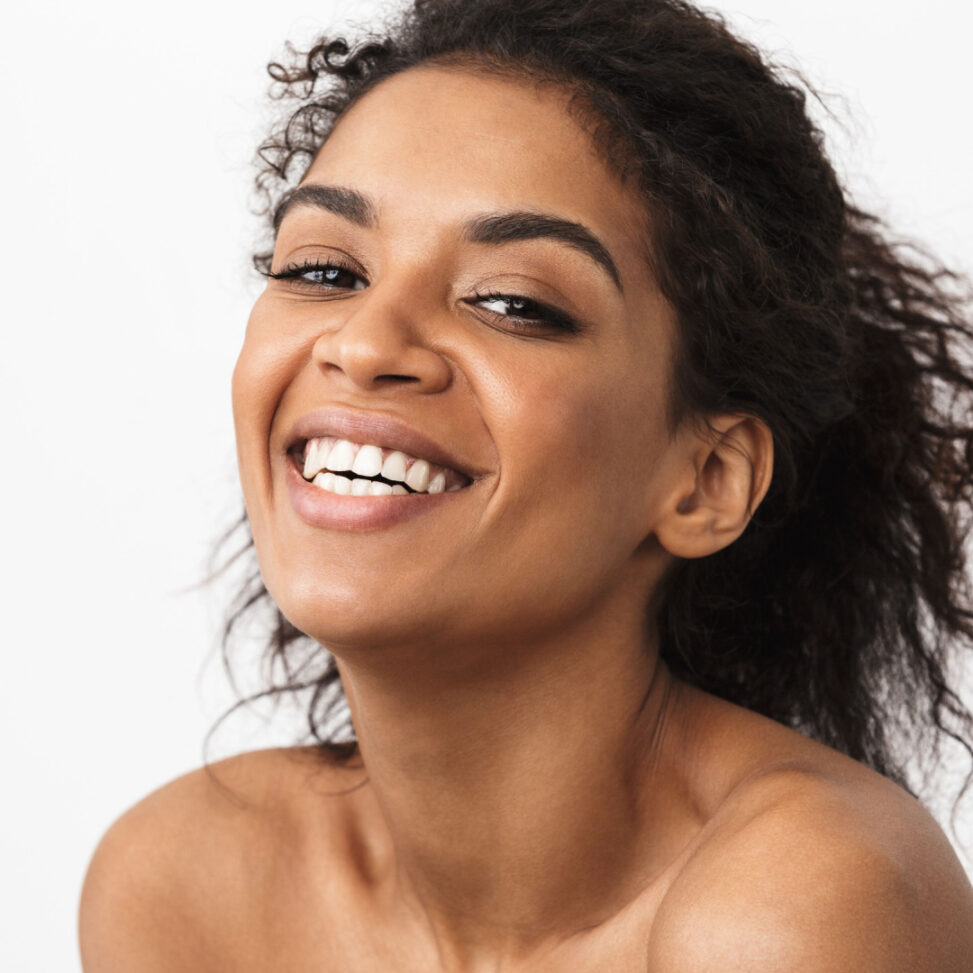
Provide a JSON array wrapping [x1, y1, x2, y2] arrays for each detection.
[[213, 0, 973, 825]]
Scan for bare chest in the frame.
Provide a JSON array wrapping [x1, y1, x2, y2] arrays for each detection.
[[203, 882, 670, 973]]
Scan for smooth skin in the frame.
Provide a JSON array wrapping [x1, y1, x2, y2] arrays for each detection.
[[80, 65, 973, 972]]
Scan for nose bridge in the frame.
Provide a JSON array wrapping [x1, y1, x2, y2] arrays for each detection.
[[312, 267, 451, 393]]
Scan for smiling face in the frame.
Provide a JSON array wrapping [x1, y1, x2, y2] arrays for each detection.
[[233, 65, 686, 658]]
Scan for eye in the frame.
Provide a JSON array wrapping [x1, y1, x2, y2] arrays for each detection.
[[265, 262, 579, 334], [471, 291, 579, 334], [265, 259, 367, 292]]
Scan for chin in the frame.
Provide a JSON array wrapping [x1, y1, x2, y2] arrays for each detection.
[[270, 575, 448, 653]]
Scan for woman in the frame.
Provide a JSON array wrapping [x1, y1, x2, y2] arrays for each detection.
[[80, 0, 973, 969]]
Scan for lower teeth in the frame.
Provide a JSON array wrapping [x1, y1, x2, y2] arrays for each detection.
[[311, 472, 411, 496]]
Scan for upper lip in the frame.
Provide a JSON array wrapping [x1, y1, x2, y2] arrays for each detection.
[[286, 407, 485, 481]]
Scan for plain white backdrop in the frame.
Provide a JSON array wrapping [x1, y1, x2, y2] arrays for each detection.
[[2, 1, 972, 968]]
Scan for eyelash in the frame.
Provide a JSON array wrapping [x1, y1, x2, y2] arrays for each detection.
[[265, 259, 580, 334]]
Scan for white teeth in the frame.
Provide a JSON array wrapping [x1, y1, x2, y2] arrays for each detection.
[[381, 450, 408, 482], [327, 439, 356, 472], [352, 443, 383, 477], [303, 440, 321, 479], [303, 436, 469, 496], [405, 459, 431, 492], [308, 468, 462, 497]]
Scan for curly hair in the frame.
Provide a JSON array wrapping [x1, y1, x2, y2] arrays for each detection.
[[213, 0, 973, 823]]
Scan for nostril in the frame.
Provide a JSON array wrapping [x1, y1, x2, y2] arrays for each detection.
[[377, 374, 422, 383], [311, 325, 452, 394]]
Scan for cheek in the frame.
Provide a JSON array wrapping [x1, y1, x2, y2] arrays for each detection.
[[438, 364, 660, 644], [231, 301, 308, 529], [232, 300, 305, 443], [524, 359, 663, 507], [475, 348, 665, 609]]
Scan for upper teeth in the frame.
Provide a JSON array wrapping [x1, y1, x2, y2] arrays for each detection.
[[301, 437, 467, 495]]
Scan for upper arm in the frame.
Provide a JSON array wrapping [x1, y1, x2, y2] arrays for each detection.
[[78, 747, 344, 972], [646, 774, 973, 973], [78, 790, 215, 973], [649, 839, 927, 971], [77, 753, 274, 973]]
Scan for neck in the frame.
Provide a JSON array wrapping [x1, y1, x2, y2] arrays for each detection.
[[331, 589, 698, 965]]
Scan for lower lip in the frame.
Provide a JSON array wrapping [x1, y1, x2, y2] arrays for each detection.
[[284, 457, 466, 531]]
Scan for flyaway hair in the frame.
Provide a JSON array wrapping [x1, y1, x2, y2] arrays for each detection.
[[212, 0, 973, 832]]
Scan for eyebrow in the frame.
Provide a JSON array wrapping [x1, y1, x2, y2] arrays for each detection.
[[272, 183, 623, 292]]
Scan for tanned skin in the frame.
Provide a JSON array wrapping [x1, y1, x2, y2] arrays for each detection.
[[80, 67, 973, 972]]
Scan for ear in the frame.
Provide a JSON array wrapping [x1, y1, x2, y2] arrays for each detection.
[[653, 414, 773, 559]]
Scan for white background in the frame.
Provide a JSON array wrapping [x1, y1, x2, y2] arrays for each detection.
[[2, 1, 972, 969]]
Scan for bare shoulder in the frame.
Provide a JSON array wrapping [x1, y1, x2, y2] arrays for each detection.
[[79, 746, 364, 973], [648, 743, 973, 972]]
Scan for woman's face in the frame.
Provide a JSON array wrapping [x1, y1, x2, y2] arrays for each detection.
[[233, 65, 682, 654]]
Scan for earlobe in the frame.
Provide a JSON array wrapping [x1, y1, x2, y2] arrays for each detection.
[[654, 414, 773, 560]]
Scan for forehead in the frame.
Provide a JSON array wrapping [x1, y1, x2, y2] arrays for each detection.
[[299, 65, 651, 287]]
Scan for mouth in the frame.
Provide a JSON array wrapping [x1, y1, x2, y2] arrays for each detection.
[[289, 436, 473, 497]]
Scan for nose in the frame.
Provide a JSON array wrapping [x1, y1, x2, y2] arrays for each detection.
[[311, 287, 452, 394]]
